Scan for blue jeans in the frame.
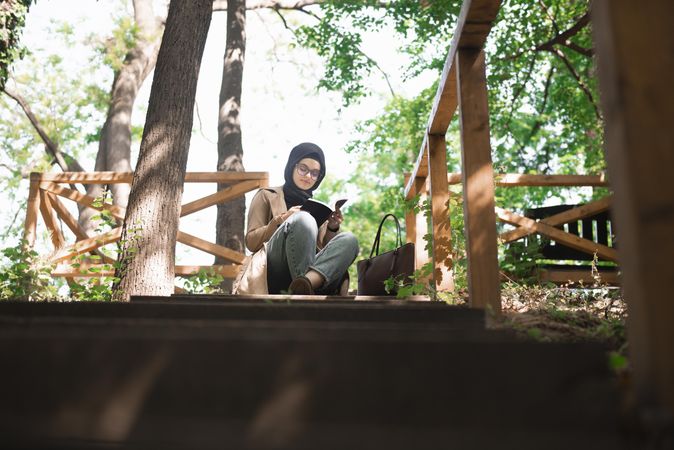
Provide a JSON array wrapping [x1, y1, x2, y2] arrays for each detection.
[[266, 211, 359, 294]]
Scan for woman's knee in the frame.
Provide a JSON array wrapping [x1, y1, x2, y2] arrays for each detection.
[[336, 232, 359, 259], [287, 211, 318, 233]]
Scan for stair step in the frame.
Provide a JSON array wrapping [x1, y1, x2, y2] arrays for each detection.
[[0, 317, 619, 449], [0, 298, 485, 329]]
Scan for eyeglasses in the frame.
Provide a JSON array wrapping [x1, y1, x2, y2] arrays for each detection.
[[295, 163, 321, 180]]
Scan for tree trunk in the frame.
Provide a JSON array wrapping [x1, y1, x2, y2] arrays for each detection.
[[112, 0, 212, 301], [215, 0, 246, 292], [78, 0, 164, 236]]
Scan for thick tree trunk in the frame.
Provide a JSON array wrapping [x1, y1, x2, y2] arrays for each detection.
[[78, 0, 164, 236], [112, 0, 212, 301], [215, 0, 246, 292]]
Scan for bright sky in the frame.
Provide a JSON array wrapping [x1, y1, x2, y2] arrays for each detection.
[[15, 0, 435, 265]]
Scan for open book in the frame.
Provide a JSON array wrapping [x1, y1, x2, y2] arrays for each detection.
[[301, 198, 347, 227]]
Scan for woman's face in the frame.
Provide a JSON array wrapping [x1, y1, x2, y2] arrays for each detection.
[[292, 157, 321, 191]]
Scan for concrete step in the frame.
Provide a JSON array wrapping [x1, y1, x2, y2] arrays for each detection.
[[0, 297, 486, 329], [0, 306, 621, 450]]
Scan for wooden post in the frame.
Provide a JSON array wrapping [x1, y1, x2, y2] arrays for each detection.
[[23, 173, 42, 247], [593, 0, 674, 415], [427, 134, 454, 292], [405, 174, 431, 279], [457, 48, 500, 314], [39, 189, 65, 250]]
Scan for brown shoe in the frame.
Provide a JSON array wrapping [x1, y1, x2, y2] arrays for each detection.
[[288, 276, 314, 295]]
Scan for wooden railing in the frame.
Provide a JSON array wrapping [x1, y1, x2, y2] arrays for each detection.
[[23, 171, 268, 280], [405, 172, 616, 285], [401, 0, 619, 311]]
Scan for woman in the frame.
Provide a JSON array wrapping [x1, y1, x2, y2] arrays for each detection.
[[233, 142, 359, 295]]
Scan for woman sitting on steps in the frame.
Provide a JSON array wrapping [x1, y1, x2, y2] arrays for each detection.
[[233, 142, 359, 296]]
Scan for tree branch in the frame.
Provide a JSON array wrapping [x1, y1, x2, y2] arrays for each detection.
[[275, 7, 396, 97], [2, 85, 85, 190], [213, 0, 389, 12], [546, 47, 602, 121], [535, 12, 593, 58]]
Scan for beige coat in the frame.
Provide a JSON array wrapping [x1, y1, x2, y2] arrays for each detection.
[[232, 186, 332, 294]]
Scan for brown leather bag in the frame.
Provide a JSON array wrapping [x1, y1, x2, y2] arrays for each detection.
[[356, 214, 415, 296]]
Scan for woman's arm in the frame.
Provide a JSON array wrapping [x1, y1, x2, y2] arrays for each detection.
[[245, 190, 296, 252]]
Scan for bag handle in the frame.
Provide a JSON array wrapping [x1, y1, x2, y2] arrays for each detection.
[[369, 214, 403, 259]]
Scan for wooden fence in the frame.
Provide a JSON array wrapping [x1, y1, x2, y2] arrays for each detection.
[[401, 0, 620, 312], [23, 171, 268, 281], [405, 172, 617, 287]]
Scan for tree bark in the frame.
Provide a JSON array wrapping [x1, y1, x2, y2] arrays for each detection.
[[215, 0, 246, 292], [112, 0, 212, 301], [78, 0, 164, 236]]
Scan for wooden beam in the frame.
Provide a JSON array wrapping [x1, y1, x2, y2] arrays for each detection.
[[493, 173, 609, 187], [404, 134, 429, 199], [51, 227, 122, 263], [41, 182, 126, 221], [457, 48, 500, 313], [38, 189, 65, 250], [495, 207, 618, 262], [427, 135, 454, 292], [538, 268, 620, 286], [183, 172, 268, 183], [593, 0, 674, 413], [499, 195, 613, 243], [36, 171, 269, 184], [53, 264, 240, 278], [405, 0, 501, 199], [428, 0, 501, 134], [180, 180, 260, 217], [23, 173, 41, 246], [48, 193, 90, 242], [176, 231, 246, 264]]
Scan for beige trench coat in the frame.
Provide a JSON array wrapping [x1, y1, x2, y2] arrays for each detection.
[[232, 186, 331, 294]]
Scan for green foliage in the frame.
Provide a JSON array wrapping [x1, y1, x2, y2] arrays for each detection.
[[180, 269, 225, 295], [0, 0, 35, 89], [89, 15, 138, 73], [68, 259, 117, 302], [500, 237, 546, 284], [0, 239, 58, 301]]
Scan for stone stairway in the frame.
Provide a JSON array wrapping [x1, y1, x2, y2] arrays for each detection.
[[0, 295, 624, 449]]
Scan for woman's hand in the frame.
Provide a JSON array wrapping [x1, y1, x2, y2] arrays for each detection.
[[281, 206, 302, 222], [327, 207, 343, 232]]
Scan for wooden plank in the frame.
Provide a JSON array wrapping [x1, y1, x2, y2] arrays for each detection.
[[38, 172, 134, 184], [495, 207, 618, 262], [48, 193, 90, 242], [51, 227, 122, 264], [36, 171, 268, 184], [48, 194, 117, 265], [183, 172, 268, 182], [418, 173, 609, 188], [593, 0, 674, 412], [404, 134, 429, 199], [493, 173, 609, 187], [427, 135, 454, 291], [41, 182, 126, 221], [538, 268, 619, 286], [53, 264, 241, 278], [39, 190, 65, 250], [180, 180, 259, 217], [404, 173, 415, 244], [176, 231, 246, 264], [23, 174, 41, 246], [499, 195, 613, 243], [174, 265, 241, 277], [457, 48, 500, 313], [428, 0, 501, 134], [405, 0, 501, 198]]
